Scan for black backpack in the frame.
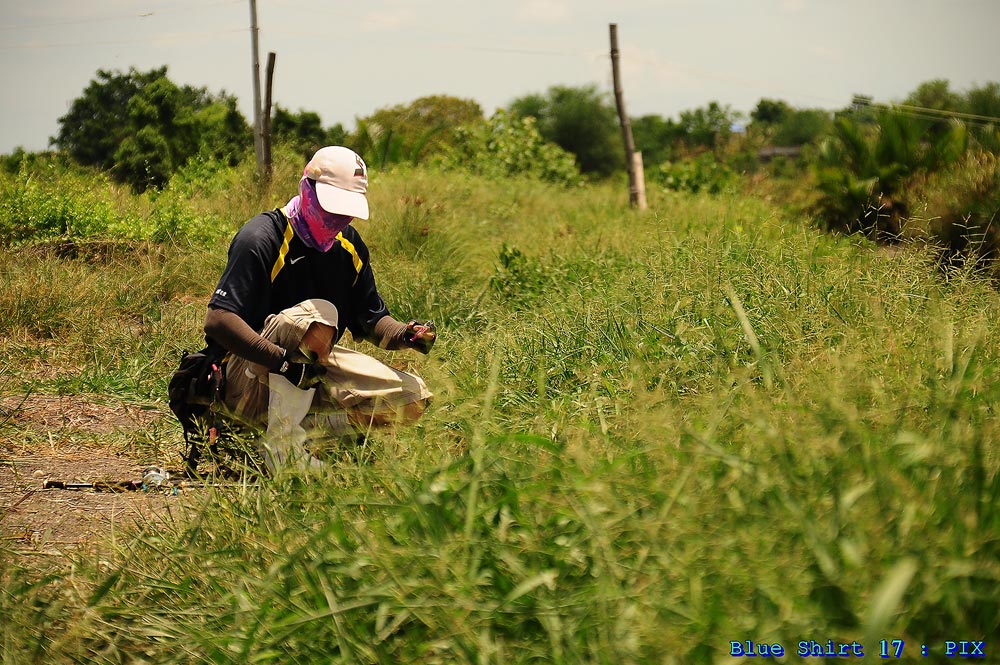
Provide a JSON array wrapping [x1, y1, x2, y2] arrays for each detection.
[[168, 347, 227, 474], [173, 215, 296, 473]]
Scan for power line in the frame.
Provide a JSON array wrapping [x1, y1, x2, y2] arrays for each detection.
[[264, 0, 600, 59], [0, 0, 243, 32], [893, 102, 1000, 124], [626, 54, 849, 109], [0, 29, 246, 51], [395, 40, 597, 59], [855, 97, 1000, 126], [0, 7, 993, 126]]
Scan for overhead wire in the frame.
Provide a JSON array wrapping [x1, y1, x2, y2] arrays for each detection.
[[0, 0, 243, 32], [262, 26, 597, 58], [888, 103, 999, 124], [0, 0, 247, 50], [0, 2, 994, 126], [0, 29, 247, 51], [857, 101, 999, 126]]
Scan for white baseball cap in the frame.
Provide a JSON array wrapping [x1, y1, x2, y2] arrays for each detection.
[[304, 146, 369, 220]]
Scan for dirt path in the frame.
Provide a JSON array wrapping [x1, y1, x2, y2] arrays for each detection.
[[0, 395, 193, 555]]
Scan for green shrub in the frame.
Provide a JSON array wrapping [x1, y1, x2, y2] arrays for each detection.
[[444, 111, 581, 186], [3, 162, 999, 662], [654, 153, 735, 194], [489, 244, 566, 309], [0, 165, 140, 244], [0, 152, 239, 247], [905, 151, 1000, 273]]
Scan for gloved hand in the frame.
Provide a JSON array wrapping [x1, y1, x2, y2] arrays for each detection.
[[274, 349, 327, 388], [404, 320, 436, 354]]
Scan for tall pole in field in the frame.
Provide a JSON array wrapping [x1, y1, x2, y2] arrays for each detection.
[[263, 51, 276, 177], [250, 0, 264, 177], [609, 23, 647, 210]]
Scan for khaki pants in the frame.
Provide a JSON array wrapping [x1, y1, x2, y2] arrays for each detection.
[[223, 299, 432, 434]]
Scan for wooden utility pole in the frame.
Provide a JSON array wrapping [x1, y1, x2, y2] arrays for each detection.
[[249, 0, 264, 176], [609, 23, 647, 210], [263, 51, 276, 176]]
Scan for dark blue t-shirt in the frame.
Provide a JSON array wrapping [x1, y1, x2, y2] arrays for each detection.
[[209, 209, 389, 343]]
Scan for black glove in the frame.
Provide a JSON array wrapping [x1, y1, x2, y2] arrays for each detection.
[[404, 320, 436, 354], [274, 350, 326, 388]]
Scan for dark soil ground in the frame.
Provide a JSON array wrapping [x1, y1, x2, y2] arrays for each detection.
[[0, 395, 193, 556]]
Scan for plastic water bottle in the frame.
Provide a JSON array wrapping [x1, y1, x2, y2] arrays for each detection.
[[142, 467, 170, 489]]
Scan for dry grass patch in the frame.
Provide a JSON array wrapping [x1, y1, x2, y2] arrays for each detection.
[[0, 394, 183, 553]]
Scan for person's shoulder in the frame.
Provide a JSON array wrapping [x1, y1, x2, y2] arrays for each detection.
[[339, 224, 368, 249], [234, 209, 287, 245], [340, 223, 363, 241], [242, 209, 286, 234]]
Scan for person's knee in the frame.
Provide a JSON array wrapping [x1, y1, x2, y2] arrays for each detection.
[[264, 300, 340, 349], [402, 398, 429, 422]]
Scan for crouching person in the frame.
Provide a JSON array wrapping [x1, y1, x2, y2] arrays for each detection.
[[203, 146, 434, 470]]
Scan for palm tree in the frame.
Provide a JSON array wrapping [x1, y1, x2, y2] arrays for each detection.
[[814, 110, 967, 241]]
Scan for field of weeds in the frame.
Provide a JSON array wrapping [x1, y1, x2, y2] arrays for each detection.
[[1, 156, 997, 663]]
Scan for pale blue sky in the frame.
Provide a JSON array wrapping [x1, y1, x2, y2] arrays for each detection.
[[0, 0, 997, 154]]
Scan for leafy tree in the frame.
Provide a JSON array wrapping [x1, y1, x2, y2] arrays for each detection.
[[114, 126, 174, 191], [905, 79, 963, 112], [772, 109, 832, 146], [54, 67, 250, 191], [751, 98, 792, 125], [749, 98, 831, 147], [353, 95, 484, 167], [896, 78, 1000, 152], [966, 82, 1000, 118], [196, 96, 253, 166], [655, 153, 734, 194], [508, 85, 621, 177], [631, 114, 682, 165], [677, 101, 739, 150], [965, 82, 1000, 152], [508, 93, 546, 123], [53, 67, 166, 170], [272, 106, 347, 161]]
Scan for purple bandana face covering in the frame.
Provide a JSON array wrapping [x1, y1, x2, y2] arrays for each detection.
[[286, 176, 353, 252]]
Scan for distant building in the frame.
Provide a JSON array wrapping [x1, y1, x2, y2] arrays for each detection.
[[757, 146, 803, 161]]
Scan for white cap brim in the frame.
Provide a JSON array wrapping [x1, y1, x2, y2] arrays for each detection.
[[315, 182, 369, 220]]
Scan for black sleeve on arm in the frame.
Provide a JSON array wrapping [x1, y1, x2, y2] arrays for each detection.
[[205, 306, 285, 369], [205, 214, 284, 369], [208, 215, 274, 332], [343, 232, 392, 343]]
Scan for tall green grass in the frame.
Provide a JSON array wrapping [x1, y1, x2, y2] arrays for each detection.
[[1, 156, 998, 662]]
